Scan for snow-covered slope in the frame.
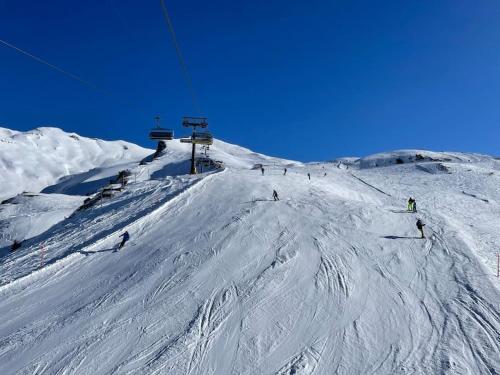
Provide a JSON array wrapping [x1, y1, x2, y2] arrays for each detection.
[[0, 139, 499, 374], [0, 193, 82, 248], [0, 127, 151, 201]]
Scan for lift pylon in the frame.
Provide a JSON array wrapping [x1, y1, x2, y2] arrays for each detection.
[[180, 116, 211, 174]]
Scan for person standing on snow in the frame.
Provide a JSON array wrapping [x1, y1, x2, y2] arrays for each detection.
[[261, 167, 265, 176], [284, 168, 287, 176], [416, 219, 425, 239], [407, 197, 414, 212], [272, 190, 279, 201], [412, 200, 417, 213], [118, 231, 130, 249], [307, 173, 311, 180]]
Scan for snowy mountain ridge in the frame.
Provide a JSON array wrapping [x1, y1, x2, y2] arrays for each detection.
[[357, 149, 491, 169], [0, 127, 499, 374], [0, 127, 151, 202]]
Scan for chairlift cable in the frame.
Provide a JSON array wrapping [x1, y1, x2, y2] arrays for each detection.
[[0, 38, 114, 97], [159, 0, 201, 115]]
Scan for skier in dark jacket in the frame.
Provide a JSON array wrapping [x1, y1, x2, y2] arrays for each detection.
[[283, 168, 287, 176], [272, 190, 279, 201], [307, 173, 311, 180], [119, 231, 130, 249], [261, 167, 265, 176], [416, 219, 425, 239]]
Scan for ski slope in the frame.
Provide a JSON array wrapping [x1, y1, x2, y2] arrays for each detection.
[[0, 134, 499, 374]]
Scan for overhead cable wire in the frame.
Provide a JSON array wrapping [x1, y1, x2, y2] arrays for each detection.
[[0, 38, 114, 97], [159, 0, 201, 114]]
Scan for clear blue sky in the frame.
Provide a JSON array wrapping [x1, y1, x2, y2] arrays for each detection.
[[1, 1, 499, 161]]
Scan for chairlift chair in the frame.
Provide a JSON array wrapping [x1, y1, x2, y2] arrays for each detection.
[[149, 116, 174, 140], [192, 131, 213, 145], [182, 117, 208, 128], [149, 128, 174, 140]]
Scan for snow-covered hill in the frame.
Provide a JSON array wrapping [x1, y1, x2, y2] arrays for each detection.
[[0, 127, 151, 202], [0, 131, 499, 374], [357, 149, 490, 169], [0, 193, 83, 248]]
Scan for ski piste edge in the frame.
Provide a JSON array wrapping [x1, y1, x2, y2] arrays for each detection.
[[0, 169, 226, 293]]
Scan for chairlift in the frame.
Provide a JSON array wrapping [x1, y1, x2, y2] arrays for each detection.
[[182, 117, 208, 128], [192, 131, 213, 145], [149, 116, 174, 140]]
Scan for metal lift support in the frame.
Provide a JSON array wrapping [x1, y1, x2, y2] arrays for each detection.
[[180, 117, 209, 174]]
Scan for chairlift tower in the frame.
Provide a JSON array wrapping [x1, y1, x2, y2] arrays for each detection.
[[179, 117, 212, 174]]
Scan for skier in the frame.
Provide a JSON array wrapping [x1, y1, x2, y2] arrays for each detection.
[[416, 219, 425, 239], [407, 197, 414, 212], [307, 173, 311, 180], [324, 172, 327, 177], [261, 167, 265, 176], [412, 200, 417, 213], [272, 190, 279, 201], [118, 231, 130, 249], [284, 168, 287, 176]]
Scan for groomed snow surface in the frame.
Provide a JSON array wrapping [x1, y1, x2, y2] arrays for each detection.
[[0, 129, 499, 374]]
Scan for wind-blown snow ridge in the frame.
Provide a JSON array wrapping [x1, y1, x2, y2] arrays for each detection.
[[0, 130, 499, 374]]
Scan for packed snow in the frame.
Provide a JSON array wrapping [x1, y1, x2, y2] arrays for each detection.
[[0, 129, 499, 374]]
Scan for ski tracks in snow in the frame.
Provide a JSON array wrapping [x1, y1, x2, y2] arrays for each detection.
[[113, 285, 239, 375], [274, 345, 322, 375], [2, 160, 500, 374], [0, 171, 223, 292], [313, 237, 349, 301]]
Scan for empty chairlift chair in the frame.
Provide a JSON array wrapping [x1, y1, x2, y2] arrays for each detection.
[[149, 127, 174, 140], [182, 117, 208, 128], [192, 131, 213, 145], [149, 116, 174, 140]]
